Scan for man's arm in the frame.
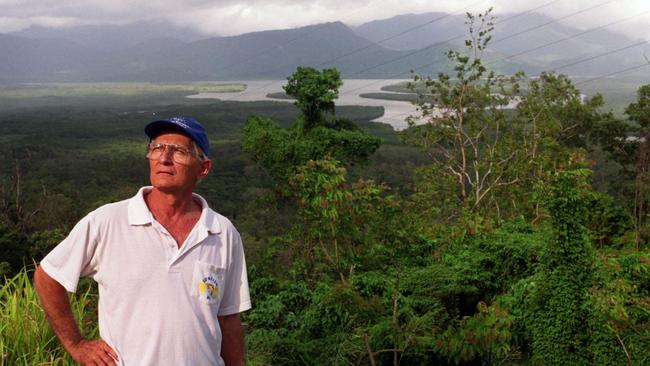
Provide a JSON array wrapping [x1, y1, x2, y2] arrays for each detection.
[[33, 265, 118, 366], [218, 313, 245, 366]]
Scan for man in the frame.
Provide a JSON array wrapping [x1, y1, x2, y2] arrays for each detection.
[[34, 116, 251, 366]]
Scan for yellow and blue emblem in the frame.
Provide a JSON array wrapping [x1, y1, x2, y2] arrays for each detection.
[[199, 275, 220, 300]]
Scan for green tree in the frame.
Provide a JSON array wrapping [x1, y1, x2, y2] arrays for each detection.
[[286, 158, 394, 284], [283, 66, 343, 131], [625, 85, 650, 250], [403, 9, 523, 218], [512, 72, 610, 222], [587, 252, 650, 365], [403, 9, 606, 227], [243, 67, 380, 184], [529, 170, 595, 365], [596, 84, 650, 250]]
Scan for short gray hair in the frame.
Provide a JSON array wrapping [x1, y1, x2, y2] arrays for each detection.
[[191, 140, 210, 161]]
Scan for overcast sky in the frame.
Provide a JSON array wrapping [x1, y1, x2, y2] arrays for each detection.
[[1, 0, 649, 40]]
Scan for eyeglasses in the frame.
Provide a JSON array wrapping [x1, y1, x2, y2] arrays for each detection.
[[146, 142, 201, 165]]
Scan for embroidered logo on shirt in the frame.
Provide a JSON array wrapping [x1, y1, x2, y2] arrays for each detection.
[[199, 275, 220, 300]]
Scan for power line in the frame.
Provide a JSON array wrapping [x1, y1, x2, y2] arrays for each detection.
[[229, 0, 636, 123], [231, 0, 495, 100], [574, 62, 650, 86], [337, 0, 563, 80], [486, 9, 650, 66], [351, 41, 649, 114], [311, 0, 487, 69], [344, 1, 636, 98], [234, 0, 570, 101], [361, 52, 650, 129], [336, 0, 584, 97], [358, 61, 650, 130], [490, 0, 614, 45], [350, 3, 649, 128], [274, 0, 562, 104], [338, 0, 584, 97], [348, 15, 650, 124], [553, 40, 648, 72]]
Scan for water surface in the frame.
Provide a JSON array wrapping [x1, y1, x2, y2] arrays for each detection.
[[188, 79, 418, 130]]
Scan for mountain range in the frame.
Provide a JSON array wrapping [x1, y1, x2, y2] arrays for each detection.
[[0, 12, 647, 84]]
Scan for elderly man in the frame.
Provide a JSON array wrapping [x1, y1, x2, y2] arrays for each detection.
[[34, 116, 251, 365]]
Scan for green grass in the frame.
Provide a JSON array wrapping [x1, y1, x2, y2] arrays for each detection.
[[381, 81, 412, 93], [265, 92, 293, 100], [0, 82, 245, 111], [0, 82, 245, 99], [359, 92, 417, 102], [0, 268, 98, 365]]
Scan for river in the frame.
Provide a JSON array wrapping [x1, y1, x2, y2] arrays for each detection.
[[187, 79, 419, 130]]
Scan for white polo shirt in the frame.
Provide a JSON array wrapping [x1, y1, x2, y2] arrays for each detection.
[[40, 187, 252, 366]]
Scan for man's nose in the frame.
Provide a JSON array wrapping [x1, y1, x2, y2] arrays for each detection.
[[160, 148, 174, 164]]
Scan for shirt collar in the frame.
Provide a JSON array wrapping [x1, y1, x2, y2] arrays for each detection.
[[127, 186, 222, 234]]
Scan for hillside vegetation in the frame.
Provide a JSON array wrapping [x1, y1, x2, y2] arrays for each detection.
[[1, 11, 649, 366]]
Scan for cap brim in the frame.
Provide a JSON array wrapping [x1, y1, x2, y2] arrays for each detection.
[[145, 120, 191, 140]]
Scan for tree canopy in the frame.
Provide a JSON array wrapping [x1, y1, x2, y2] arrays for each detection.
[[243, 67, 380, 183], [283, 66, 343, 131]]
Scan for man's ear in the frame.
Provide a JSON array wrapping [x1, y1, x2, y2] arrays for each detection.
[[197, 159, 212, 181]]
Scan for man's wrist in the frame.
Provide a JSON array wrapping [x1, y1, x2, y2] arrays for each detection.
[[61, 333, 85, 352]]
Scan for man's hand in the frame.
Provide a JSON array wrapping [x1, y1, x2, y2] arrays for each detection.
[[33, 266, 119, 365], [69, 339, 119, 366]]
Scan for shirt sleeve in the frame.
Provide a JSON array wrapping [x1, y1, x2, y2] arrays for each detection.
[[39, 214, 99, 293], [218, 226, 252, 316]]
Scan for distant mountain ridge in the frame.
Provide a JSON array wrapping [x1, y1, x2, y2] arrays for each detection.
[[0, 21, 456, 83], [0, 12, 646, 83], [354, 12, 648, 76], [12, 21, 205, 51]]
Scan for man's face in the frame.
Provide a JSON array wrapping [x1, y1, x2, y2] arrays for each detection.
[[148, 132, 211, 194]]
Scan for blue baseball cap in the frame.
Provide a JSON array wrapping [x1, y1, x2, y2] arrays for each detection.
[[145, 116, 210, 157]]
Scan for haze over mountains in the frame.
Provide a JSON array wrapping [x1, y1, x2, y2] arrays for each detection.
[[1, 11, 647, 84]]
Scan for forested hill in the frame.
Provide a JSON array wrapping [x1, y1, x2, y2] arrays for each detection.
[[354, 11, 646, 76], [0, 22, 453, 83], [2, 10, 646, 83]]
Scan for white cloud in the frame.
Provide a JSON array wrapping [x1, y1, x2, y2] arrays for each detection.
[[0, 0, 649, 41], [0, 15, 80, 32]]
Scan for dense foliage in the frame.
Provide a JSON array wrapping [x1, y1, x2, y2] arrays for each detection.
[[1, 9, 649, 366]]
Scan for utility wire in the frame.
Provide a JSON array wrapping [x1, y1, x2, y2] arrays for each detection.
[[348, 8, 649, 116], [490, 0, 614, 45], [552, 40, 648, 72], [239, 0, 564, 101], [574, 62, 650, 86], [358, 60, 650, 129], [338, 0, 576, 97], [486, 9, 650, 66], [356, 61, 650, 129], [311, 0, 486, 69], [351, 2, 649, 126], [337, 0, 577, 96], [348, 40, 648, 107], [231, 0, 495, 100], [344, 0, 634, 98], [231, 0, 636, 123], [329, 0, 563, 78], [360, 49, 650, 127]]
